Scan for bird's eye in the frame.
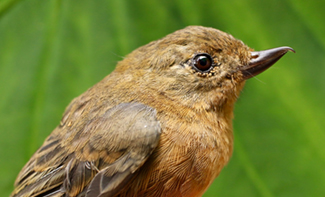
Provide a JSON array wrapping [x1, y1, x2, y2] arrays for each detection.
[[192, 54, 213, 72]]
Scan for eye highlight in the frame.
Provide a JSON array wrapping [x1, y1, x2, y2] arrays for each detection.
[[192, 53, 214, 72]]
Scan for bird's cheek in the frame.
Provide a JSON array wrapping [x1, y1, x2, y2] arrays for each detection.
[[219, 74, 246, 97]]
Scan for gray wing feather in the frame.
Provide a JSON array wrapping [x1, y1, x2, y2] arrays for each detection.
[[84, 102, 161, 196], [12, 102, 161, 197]]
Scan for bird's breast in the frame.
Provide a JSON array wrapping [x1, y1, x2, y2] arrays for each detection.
[[124, 109, 234, 197]]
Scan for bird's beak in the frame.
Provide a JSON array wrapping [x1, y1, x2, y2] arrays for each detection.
[[241, 46, 295, 80]]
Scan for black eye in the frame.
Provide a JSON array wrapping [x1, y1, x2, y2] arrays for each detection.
[[192, 54, 213, 72]]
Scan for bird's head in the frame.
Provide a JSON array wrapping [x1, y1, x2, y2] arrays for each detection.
[[113, 26, 293, 113]]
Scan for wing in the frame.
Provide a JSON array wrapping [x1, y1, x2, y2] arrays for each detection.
[[11, 102, 161, 197]]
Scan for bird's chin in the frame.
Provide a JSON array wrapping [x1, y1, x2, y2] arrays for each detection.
[[240, 46, 295, 80]]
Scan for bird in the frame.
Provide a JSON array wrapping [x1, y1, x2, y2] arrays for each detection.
[[11, 26, 294, 197]]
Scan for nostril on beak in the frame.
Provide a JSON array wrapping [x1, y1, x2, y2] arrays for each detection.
[[250, 51, 259, 59]]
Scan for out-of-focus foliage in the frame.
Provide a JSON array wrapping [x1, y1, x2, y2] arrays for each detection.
[[0, 0, 324, 196]]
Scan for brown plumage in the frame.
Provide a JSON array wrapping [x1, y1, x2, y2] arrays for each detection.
[[11, 26, 294, 197]]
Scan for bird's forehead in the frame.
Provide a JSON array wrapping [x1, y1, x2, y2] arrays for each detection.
[[160, 26, 250, 56]]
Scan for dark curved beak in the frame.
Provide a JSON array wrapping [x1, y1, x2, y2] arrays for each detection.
[[241, 46, 295, 80]]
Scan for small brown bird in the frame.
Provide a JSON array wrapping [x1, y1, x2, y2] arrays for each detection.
[[11, 26, 294, 197]]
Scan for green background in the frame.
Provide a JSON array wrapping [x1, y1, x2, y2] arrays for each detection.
[[1, 0, 324, 196]]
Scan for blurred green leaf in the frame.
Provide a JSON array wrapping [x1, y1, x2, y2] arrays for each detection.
[[1, 0, 324, 196]]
